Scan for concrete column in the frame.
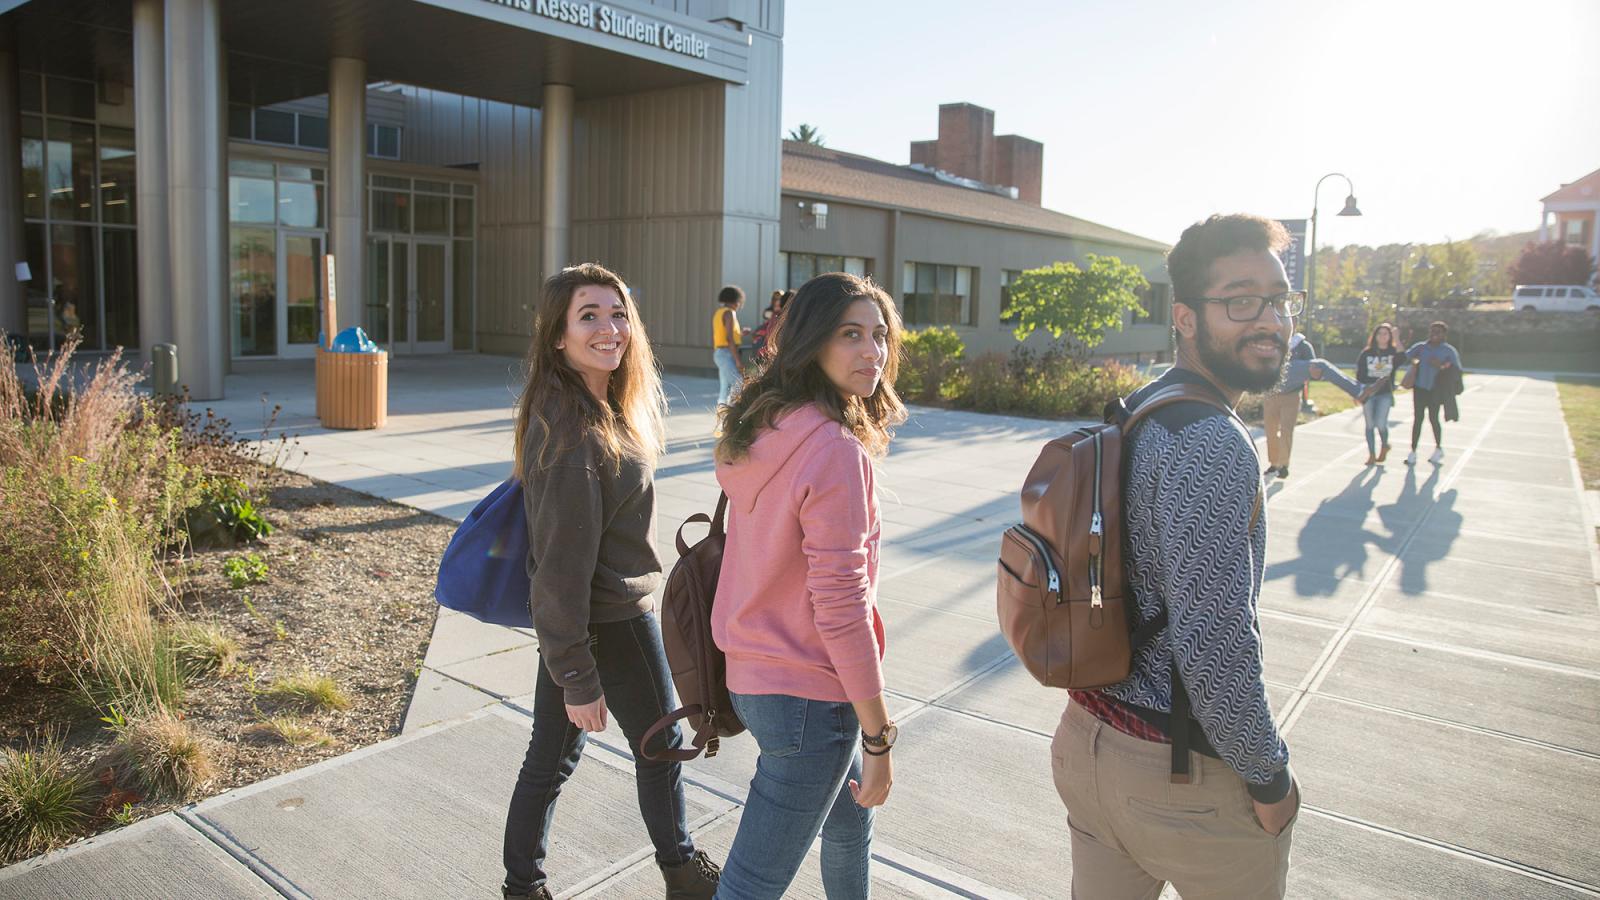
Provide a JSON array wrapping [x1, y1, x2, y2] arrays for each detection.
[[328, 56, 365, 333], [166, 0, 226, 399], [540, 82, 573, 279], [0, 27, 23, 337], [133, 0, 173, 357]]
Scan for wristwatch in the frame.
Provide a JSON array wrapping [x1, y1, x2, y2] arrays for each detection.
[[861, 721, 898, 756]]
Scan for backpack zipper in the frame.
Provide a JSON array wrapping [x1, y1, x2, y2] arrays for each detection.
[[1089, 434, 1104, 609], [1013, 525, 1061, 600]]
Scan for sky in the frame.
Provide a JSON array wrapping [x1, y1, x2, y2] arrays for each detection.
[[780, 0, 1600, 250]]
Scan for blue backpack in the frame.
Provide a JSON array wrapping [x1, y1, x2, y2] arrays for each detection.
[[434, 479, 533, 628]]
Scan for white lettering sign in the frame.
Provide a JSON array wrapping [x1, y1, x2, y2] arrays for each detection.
[[486, 0, 709, 60]]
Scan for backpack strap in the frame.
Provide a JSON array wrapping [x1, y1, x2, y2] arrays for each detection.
[[641, 706, 719, 763], [674, 491, 728, 556]]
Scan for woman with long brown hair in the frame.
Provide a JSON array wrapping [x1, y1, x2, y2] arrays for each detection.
[[710, 272, 907, 899], [502, 263, 719, 900], [1355, 321, 1403, 465]]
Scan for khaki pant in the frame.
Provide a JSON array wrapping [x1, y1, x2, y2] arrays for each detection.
[[1261, 391, 1301, 469], [1051, 701, 1297, 900]]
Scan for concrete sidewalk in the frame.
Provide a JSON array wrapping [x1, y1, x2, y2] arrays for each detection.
[[4, 356, 1598, 899]]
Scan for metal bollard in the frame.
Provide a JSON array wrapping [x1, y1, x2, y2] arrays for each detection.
[[151, 343, 179, 397]]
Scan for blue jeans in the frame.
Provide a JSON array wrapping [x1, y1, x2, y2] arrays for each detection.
[[714, 347, 742, 406], [502, 612, 695, 894], [1362, 391, 1393, 456], [715, 692, 873, 900]]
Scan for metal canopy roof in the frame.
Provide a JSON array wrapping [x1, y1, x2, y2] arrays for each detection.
[[5, 0, 746, 108]]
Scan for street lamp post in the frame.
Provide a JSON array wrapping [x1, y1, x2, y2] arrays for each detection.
[[1400, 250, 1433, 308], [1307, 172, 1362, 332]]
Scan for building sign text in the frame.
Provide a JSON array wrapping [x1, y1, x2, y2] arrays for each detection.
[[483, 0, 710, 60]]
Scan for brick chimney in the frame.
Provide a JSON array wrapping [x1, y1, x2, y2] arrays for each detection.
[[934, 103, 995, 184], [995, 135, 1043, 205], [908, 102, 1043, 203]]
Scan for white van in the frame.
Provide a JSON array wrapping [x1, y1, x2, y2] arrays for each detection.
[[1512, 284, 1600, 312]]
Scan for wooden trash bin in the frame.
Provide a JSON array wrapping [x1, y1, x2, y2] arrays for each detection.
[[315, 347, 388, 429]]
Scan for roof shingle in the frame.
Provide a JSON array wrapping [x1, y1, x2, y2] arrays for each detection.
[[780, 141, 1168, 252]]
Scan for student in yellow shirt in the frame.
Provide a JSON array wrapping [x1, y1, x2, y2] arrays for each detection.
[[712, 285, 746, 406]]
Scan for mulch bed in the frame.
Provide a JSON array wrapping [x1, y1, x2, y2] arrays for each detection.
[[0, 473, 452, 859]]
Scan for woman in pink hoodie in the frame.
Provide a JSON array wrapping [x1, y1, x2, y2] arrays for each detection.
[[711, 272, 908, 899]]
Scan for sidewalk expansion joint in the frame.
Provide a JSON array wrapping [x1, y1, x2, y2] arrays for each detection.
[[175, 807, 311, 900], [1310, 691, 1600, 761]]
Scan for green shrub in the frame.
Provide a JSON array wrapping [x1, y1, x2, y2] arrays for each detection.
[[222, 552, 269, 589], [0, 733, 95, 862], [952, 344, 1143, 419], [898, 327, 966, 402]]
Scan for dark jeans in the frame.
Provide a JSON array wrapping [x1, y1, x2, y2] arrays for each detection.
[[1411, 386, 1443, 449], [502, 612, 695, 894]]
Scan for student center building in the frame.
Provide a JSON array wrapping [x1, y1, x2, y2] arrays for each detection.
[[0, 0, 1170, 401]]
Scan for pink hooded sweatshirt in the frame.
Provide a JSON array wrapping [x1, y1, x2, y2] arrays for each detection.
[[712, 403, 886, 703]]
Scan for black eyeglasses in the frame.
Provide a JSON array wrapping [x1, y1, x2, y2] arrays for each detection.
[[1180, 291, 1305, 322]]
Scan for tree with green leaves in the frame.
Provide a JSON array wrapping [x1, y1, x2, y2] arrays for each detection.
[[1006, 254, 1149, 355], [786, 124, 825, 146], [1410, 241, 1478, 307]]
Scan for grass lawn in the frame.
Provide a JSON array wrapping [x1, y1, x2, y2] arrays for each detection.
[[1556, 377, 1600, 491], [1305, 381, 1358, 420]]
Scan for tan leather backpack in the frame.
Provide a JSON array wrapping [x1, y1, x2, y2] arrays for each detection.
[[641, 493, 746, 762], [997, 382, 1250, 689]]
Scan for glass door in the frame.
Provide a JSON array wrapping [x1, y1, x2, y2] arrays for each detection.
[[410, 238, 451, 353], [278, 231, 324, 358], [365, 235, 393, 347]]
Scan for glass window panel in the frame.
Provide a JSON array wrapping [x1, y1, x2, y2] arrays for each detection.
[[413, 194, 449, 235], [844, 257, 866, 277], [283, 234, 324, 347], [790, 253, 815, 288], [936, 265, 955, 295], [230, 227, 276, 356], [365, 238, 390, 345], [415, 242, 447, 342], [277, 180, 323, 228], [297, 114, 328, 150], [371, 174, 410, 190], [229, 159, 274, 177], [818, 255, 843, 274], [46, 76, 95, 119], [376, 126, 400, 159], [21, 115, 45, 219], [955, 266, 971, 296], [99, 126, 136, 225], [51, 225, 100, 349], [777, 252, 788, 286], [21, 71, 41, 112], [902, 262, 915, 296], [23, 223, 50, 348], [453, 240, 474, 350], [453, 198, 473, 237], [414, 179, 450, 194], [366, 123, 376, 156], [228, 104, 253, 140], [916, 263, 935, 293], [371, 190, 410, 233], [46, 119, 96, 221], [101, 229, 139, 350], [229, 175, 275, 224], [278, 164, 315, 181], [453, 183, 474, 196], [253, 109, 295, 144]]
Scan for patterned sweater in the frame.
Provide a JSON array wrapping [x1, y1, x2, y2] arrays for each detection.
[[1097, 368, 1292, 803]]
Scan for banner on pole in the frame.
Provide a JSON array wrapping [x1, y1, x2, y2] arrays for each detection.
[[1277, 219, 1306, 292]]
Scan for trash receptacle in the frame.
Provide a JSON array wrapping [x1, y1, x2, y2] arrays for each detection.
[[316, 327, 387, 429]]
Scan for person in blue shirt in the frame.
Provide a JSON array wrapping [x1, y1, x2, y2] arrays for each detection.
[[1403, 321, 1463, 466]]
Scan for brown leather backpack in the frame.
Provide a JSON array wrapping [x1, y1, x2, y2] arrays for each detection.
[[997, 382, 1250, 689], [641, 493, 745, 762]]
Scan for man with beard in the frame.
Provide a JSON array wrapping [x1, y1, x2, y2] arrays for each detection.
[[1054, 214, 1299, 900]]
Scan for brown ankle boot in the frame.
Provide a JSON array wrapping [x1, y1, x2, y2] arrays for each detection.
[[660, 850, 720, 899]]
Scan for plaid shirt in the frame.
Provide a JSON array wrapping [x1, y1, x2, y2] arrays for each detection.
[[1070, 690, 1168, 744]]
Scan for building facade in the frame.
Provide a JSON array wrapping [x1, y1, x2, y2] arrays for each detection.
[[1541, 166, 1600, 281], [1, 0, 784, 398], [780, 103, 1172, 363]]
